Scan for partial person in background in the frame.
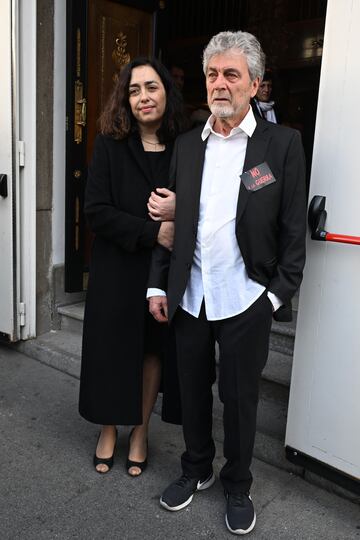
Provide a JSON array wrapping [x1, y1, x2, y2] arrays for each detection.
[[251, 69, 281, 123], [79, 57, 185, 477], [169, 63, 185, 92], [169, 62, 194, 129]]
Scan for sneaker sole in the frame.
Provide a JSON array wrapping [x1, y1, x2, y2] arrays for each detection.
[[160, 472, 216, 512], [225, 512, 256, 535]]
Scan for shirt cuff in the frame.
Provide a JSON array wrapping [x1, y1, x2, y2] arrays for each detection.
[[267, 291, 283, 312], [146, 288, 166, 299]]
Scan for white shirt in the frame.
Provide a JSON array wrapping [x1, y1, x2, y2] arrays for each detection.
[[147, 108, 282, 318]]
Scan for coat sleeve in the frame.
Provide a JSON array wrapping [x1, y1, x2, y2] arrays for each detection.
[[84, 135, 161, 252], [268, 130, 307, 303], [147, 138, 179, 290]]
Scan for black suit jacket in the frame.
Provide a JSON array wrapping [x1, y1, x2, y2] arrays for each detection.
[[149, 117, 307, 322]]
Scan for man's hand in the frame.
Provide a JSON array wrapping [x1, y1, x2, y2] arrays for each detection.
[[148, 188, 176, 221], [157, 221, 174, 250], [149, 295, 168, 322]]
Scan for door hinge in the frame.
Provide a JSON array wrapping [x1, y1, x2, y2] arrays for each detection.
[[19, 302, 26, 327], [18, 140, 25, 167]]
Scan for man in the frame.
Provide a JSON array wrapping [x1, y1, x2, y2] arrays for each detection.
[[147, 31, 306, 536], [251, 69, 281, 123], [169, 63, 185, 92]]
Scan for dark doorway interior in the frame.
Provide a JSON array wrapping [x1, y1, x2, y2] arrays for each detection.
[[65, 0, 327, 292], [156, 0, 327, 186]]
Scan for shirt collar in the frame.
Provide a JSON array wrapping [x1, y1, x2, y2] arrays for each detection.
[[201, 106, 257, 141]]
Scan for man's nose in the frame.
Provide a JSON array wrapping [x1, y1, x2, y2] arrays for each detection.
[[214, 73, 226, 89]]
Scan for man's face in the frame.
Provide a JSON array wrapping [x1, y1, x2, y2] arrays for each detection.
[[256, 80, 272, 102], [206, 50, 259, 123]]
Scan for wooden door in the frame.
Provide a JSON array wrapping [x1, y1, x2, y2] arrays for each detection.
[[65, 0, 156, 292]]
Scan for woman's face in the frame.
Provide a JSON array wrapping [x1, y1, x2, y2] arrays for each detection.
[[128, 65, 167, 129]]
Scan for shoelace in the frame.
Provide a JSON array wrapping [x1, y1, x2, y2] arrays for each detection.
[[175, 474, 195, 488]]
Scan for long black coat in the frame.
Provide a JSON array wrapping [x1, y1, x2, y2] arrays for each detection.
[[79, 132, 180, 425]]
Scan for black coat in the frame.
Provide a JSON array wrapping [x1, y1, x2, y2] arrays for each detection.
[[149, 118, 306, 323], [79, 133, 180, 425]]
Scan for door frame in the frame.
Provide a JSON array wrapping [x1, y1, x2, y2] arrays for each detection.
[[65, 0, 88, 292]]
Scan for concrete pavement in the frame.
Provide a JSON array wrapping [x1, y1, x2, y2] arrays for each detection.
[[0, 345, 359, 540]]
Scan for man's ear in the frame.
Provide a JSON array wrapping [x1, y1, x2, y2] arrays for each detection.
[[250, 77, 260, 98]]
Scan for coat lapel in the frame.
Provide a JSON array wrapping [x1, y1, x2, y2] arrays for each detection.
[[236, 120, 270, 225], [127, 133, 152, 185]]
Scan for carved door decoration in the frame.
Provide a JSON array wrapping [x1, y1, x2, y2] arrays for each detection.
[[65, 0, 155, 292]]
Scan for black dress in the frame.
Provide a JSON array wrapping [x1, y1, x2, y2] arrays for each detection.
[[79, 133, 181, 425]]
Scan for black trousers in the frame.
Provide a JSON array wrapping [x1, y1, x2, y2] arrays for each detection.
[[173, 291, 273, 494]]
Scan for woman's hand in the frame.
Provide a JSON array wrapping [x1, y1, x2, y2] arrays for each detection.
[[157, 221, 174, 250], [148, 188, 176, 221]]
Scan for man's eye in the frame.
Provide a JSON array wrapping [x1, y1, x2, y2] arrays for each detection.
[[226, 73, 238, 81], [208, 73, 217, 81]]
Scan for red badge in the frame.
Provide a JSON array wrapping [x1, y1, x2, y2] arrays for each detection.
[[240, 162, 276, 192]]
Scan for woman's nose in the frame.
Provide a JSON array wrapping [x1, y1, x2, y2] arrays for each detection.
[[139, 88, 149, 101]]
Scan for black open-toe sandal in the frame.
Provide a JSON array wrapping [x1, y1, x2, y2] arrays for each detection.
[[126, 427, 148, 476], [93, 428, 118, 474]]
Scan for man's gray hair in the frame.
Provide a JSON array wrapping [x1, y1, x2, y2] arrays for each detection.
[[203, 31, 266, 82]]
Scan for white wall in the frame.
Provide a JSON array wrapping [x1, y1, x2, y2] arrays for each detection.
[[52, 0, 66, 265]]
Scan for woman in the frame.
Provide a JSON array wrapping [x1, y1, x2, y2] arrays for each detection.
[[79, 57, 185, 476]]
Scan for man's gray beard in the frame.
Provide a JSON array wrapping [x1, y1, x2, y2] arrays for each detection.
[[209, 103, 234, 118]]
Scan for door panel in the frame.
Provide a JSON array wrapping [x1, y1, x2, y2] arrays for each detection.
[[65, 0, 155, 292], [87, 0, 153, 157], [0, 0, 19, 341], [285, 0, 360, 483]]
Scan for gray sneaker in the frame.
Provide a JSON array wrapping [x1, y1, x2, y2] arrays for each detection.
[[160, 472, 215, 511]]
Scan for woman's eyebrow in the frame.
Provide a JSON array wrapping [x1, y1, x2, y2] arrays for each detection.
[[129, 80, 158, 87]]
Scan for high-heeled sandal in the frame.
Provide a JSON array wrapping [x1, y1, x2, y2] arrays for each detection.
[[93, 428, 118, 474], [126, 427, 148, 476]]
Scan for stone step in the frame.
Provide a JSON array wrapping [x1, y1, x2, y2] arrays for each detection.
[[17, 327, 293, 473], [263, 349, 293, 387], [57, 302, 296, 383], [56, 301, 295, 393], [52, 300, 296, 471], [17, 329, 82, 379], [57, 301, 296, 334], [269, 313, 297, 356], [57, 302, 85, 334]]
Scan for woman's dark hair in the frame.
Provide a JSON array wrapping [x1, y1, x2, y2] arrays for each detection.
[[100, 57, 187, 142]]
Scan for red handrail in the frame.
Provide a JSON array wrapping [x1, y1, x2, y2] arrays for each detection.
[[325, 233, 360, 245]]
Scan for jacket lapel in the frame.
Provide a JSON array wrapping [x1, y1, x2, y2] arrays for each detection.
[[236, 120, 270, 225], [127, 133, 152, 185], [190, 135, 208, 228]]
